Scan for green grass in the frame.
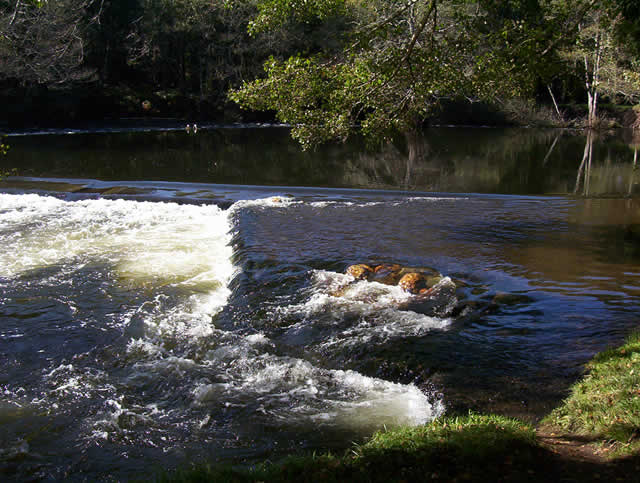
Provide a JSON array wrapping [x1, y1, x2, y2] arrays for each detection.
[[157, 414, 539, 482], [544, 331, 640, 456]]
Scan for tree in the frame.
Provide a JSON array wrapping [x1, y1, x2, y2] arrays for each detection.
[[0, 0, 95, 86], [229, 0, 546, 150], [555, 0, 640, 127], [124, 0, 261, 96], [84, 0, 143, 86]]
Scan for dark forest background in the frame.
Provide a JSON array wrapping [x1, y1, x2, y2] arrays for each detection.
[[1, 0, 640, 129]]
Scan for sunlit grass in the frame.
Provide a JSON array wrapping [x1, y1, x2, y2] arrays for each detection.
[[544, 331, 640, 456]]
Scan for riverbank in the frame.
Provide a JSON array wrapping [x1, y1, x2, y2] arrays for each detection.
[[3, 83, 638, 131], [160, 333, 640, 482]]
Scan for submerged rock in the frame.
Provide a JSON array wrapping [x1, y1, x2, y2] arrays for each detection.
[[492, 292, 534, 306], [425, 275, 443, 288]]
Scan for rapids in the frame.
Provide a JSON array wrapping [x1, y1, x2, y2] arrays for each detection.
[[1, 193, 447, 481]]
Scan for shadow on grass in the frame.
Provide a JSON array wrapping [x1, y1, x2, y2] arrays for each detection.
[[156, 413, 640, 482]]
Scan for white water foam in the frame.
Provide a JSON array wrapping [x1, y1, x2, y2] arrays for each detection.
[[0, 194, 234, 290], [0, 193, 235, 426], [192, 332, 443, 430], [228, 196, 467, 212], [278, 270, 453, 348], [304, 197, 468, 209], [229, 196, 301, 211], [1, 193, 443, 445]]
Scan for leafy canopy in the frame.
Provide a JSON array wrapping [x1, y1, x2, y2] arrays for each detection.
[[230, 0, 545, 148]]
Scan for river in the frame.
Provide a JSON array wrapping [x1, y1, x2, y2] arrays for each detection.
[[1, 125, 639, 480]]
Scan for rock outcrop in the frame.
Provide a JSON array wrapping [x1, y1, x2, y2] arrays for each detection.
[[371, 263, 403, 285], [344, 263, 444, 295], [346, 264, 374, 280], [398, 273, 427, 294]]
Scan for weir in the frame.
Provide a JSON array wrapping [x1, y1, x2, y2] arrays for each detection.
[[2, 127, 640, 481]]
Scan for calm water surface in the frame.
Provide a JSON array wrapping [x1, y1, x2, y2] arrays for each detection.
[[1, 126, 639, 480]]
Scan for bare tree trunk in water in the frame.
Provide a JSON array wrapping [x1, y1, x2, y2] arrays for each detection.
[[542, 135, 560, 165], [575, 131, 594, 194]]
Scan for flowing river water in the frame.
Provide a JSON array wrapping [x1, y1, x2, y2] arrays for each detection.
[[1, 126, 639, 480]]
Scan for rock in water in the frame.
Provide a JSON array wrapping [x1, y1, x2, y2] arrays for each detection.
[[346, 264, 374, 281], [425, 275, 443, 288], [398, 273, 427, 294], [372, 263, 403, 285]]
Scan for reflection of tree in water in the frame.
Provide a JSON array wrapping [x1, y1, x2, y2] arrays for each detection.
[[574, 130, 639, 197], [574, 130, 594, 195], [626, 130, 639, 196], [348, 129, 567, 193], [3, 127, 639, 196]]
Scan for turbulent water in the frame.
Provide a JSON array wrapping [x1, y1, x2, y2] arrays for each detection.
[[1, 127, 640, 481], [0, 193, 451, 480]]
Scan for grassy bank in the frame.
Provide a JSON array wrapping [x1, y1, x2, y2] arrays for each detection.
[[542, 331, 640, 457], [160, 334, 640, 482], [159, 414, 540, 482]]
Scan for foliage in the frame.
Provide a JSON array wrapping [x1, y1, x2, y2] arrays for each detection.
[[230, 0, 545, 148], [248, 0, 346, 35], [544, 331, 640, 456], [544, 0, 640, 126], [1, 0, 639, 125]]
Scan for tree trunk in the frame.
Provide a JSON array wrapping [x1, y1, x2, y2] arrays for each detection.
[[547, 84, 562, 121], [584, 30, 602, 129], [587, 90, 599, 129], [629, 148, 637, 195]]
